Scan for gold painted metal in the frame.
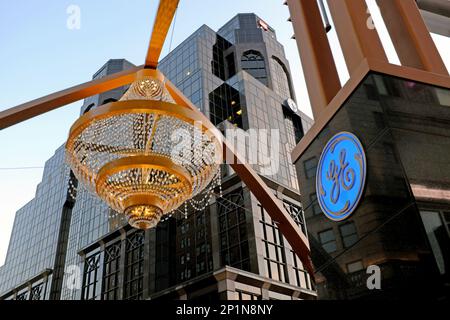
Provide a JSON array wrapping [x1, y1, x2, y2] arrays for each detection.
[[125, 205, 163, 230], [67, 100, 220, 144], [286, 0, 341, 119], [145, 0, 180, 68], [0, 65, 144, 131], [95, 155, 192, 230], [95, 155, 193, 196], [377, 0, 448, 75], [122, 195, 165, 213], [327, 0, 388, 75]]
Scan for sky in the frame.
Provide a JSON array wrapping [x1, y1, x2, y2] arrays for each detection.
[[0, 0, 449, 266]]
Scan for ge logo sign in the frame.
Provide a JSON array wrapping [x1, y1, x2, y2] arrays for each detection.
[[316, 132, 367, 221]]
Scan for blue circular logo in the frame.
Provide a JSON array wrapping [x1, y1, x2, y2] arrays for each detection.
[[316, 132, 367, 221]]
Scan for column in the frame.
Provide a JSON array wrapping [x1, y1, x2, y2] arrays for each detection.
[[287, 0, 341, 119], [377, 0, 448, 75], [327, 0, 388, 75]]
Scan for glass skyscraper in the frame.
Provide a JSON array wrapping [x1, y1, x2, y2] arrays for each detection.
[[0, 14, 315, 300]]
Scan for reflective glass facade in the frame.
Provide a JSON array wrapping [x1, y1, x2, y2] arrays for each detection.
[[0, 145, 71, 299], [295, 73, 450, 299]]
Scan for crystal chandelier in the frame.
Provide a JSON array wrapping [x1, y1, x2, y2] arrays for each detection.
[[66, 69, 222, 229]]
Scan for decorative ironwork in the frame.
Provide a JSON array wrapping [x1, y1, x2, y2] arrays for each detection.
[[217, 189, 250, 271], [16, 292, 28, 300], [102, 243, 121, 300], [124, 231, 145, 300], [283, 200, 306, 235], [82, 252, 101, 300], [30, 284, 43, 300]]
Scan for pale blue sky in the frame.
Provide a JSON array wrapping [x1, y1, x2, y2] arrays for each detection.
[[0, 0, 449, 265]]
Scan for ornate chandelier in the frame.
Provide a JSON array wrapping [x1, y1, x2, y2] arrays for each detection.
[[65, 69, 222, 229]]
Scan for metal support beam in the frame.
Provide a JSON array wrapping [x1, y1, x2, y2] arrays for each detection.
[[327, 0, 388, 76], [286, 0, 341, 119], [377, 0, 448, 75], [0, 66, 143, 130], [144, 0, 179, 69]]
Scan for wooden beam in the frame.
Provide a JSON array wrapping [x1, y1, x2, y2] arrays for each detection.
[[165, 78, 314, 276], [286, 0, 341, 120], [327, 0, 388, 76], [144, 0, 180, 69], [377, 0, 448, 75], [0, 66, 143, 130]]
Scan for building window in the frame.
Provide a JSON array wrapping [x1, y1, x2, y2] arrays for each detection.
[[237, 291, 260, 300], [347, 260, 364, 273], [102, 242, 121, 300], [259, 205, 289, 283], [217, 188, 250, 271], [283, 106, 304, 145], [209, 83, 243, 129], [241, 50, 268, 86], [303, 157, 318, 179], [30, 283, 43, 300], [364, 84, 378, 100], [181, 222, 190, 234], [420, 210, 449, 275], [444, 212, 450, 231], [318, 229, 337, 253], [124, 231, 145, 300], [291, 250, 311, 290], [196, 213, 206, 226], [16, 291, 28, 300], [309, 193, 322, 216], [271, 56, 292, 99], [373, 111, 386, 129], [82, 252, 101, 300], [283, 200, 306, 235], [212, 35, 232, 81], [226, 53, 236, 78], [339, 222, 358, 248]]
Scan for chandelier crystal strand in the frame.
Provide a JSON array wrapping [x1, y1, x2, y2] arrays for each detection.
[[65, 69, 222, 230], [188, 166, 222, 211]]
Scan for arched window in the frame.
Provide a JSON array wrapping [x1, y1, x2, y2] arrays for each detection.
[[271, 56, 293, 99], [241, 50, 268, 86]]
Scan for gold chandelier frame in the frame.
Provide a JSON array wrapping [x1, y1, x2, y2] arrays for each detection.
[[0, 0, 313, 275]]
